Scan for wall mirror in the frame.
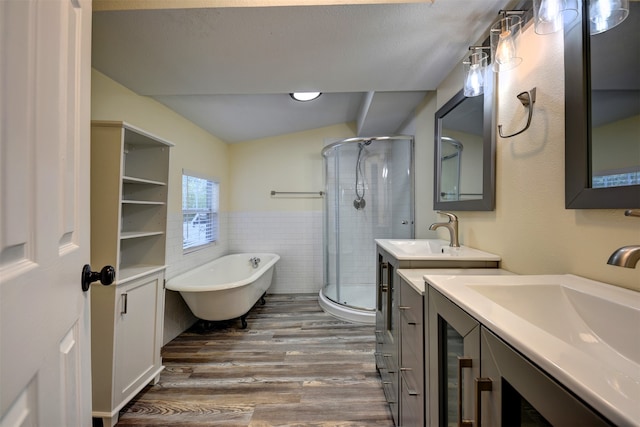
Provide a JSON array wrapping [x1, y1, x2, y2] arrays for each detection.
[[434, 85, 495, 211], [565, 0, 640, 208]]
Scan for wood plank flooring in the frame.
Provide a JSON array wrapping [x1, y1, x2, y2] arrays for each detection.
[[113, 294, 393, 426]]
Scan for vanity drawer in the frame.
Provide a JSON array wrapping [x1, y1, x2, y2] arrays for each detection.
[[401, 368, 424, 426]]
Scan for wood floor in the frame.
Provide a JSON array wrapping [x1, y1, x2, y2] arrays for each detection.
[[112, 294, 394, 426]]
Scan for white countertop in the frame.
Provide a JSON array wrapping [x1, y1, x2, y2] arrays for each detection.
[[424, 273, 640, 426], [375, 239, 501, 262], [396, 268, 513, 295]]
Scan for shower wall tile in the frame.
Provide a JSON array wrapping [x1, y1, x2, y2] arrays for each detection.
[[229, 211, 324, 294]]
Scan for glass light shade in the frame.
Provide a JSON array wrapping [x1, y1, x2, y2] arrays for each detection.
[[463, 51, 489, 97], [533, 0, 579, 34], [290, 92, 322, 101], [589, 0, 629, 34], [490, 15, 523, 72]]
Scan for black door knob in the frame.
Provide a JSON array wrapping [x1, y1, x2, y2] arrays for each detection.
[[81, 264, 115, 292]]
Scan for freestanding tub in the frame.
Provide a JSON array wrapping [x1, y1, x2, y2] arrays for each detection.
[[166, 253, 280, 328]]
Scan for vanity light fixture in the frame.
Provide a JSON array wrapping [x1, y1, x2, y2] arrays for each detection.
[[463, 46, 490, 97], [589, 0, 629, 34], [533, 0, 579, 34], [290, 92, 322, 102], [490, 10, 524, 72]]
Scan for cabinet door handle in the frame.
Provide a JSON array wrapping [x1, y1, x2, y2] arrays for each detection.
[[379, 262, 388, 292], [121, 293, 128, 315], [474, 377, 493, 427], [458, 356, 473, 427], [398, 306, 410, 310]]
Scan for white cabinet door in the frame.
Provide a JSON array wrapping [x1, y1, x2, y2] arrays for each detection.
[[0, 0, 92, 425], [113, 273, 164, 405]]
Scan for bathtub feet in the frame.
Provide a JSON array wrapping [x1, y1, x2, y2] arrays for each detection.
[[240, 314, 248, 329], [260, 292, 267, 305]]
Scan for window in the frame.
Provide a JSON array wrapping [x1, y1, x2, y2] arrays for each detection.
[[182, 172, 219, 251]]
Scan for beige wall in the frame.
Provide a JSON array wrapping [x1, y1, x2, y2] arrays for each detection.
[[424, 23, 640, 291], [228, 123, 356, 212]]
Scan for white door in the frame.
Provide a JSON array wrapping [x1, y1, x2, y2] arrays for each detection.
[[0, 0, 93, 426]]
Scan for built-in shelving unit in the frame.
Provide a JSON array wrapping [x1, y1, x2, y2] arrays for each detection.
[[89, 121, 173, 427]]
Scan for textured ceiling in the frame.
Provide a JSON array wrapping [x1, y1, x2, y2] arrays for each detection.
[[92, 1, 513, 142]]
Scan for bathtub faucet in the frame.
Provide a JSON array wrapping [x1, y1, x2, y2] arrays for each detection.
[[249, 257, 261, 268]]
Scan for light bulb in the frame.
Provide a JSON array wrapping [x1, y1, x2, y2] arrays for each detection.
[[495, 30, 516, 65], [464, 63, 484, 97], [591, 0, 613, 33], [539, 0, 562, 23], [589, 0, 628, 34]]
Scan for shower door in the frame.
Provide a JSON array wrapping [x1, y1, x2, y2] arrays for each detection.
[[323, 136, 413, 311]]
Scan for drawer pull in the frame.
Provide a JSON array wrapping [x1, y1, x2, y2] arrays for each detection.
[[398, 305, 411, 310], [401, 370, 419, 396]]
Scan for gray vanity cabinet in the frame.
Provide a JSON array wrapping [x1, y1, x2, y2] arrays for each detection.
[[375, 243, 500, 426], [376, 249, 400, 424], [428, 286, 612, 426]]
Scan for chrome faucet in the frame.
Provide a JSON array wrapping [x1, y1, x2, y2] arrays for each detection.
[[429, 211, 460, 247], [249, 257, 261, 268], [607, 210, 640, 268], [607, 246, 640, 268]]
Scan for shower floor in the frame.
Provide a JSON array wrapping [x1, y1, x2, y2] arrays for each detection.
[[322, 283, 376, 311]]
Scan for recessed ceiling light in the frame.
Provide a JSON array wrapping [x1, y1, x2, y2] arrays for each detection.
[[290, 92, 322, 102]]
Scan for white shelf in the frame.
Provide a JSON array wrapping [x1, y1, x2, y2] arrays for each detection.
[[122, 176, 167, 186], [119, 231, 165, 240], [121, 200, 166, 205]]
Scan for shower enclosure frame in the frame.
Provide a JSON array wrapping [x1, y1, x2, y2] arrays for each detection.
[[320, 135, 415, 324]]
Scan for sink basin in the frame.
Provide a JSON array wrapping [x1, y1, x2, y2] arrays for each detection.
[[375, 239, 501, 261], [383, 239, 444, 254], [424, 273, 640, 426], [468, 283, 640, 364]]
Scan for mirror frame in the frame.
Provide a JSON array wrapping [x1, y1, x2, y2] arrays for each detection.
[[434, 84, 496, 211], [564, 1, 640, 209]]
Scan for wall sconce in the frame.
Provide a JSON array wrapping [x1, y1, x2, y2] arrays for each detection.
[[498, 87, 537, 138], [533, 0, 579, 34], [589, 0, 630, 34], [463, 47, 490, 97], [490, 10, 524, 72]]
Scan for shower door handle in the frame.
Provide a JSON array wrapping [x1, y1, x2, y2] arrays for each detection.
[[401, 220, 409, 225]]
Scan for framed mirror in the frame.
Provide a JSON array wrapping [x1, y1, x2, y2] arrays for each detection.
[[565, 0, 640, 209], [434, 84, 496, 211]]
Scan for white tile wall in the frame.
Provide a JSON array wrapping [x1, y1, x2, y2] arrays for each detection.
[[228, 211, 324, 294]]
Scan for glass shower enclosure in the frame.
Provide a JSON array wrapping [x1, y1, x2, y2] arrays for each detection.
[[320, 136, 414, 324]]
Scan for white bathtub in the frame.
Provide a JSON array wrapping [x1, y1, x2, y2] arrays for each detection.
[[166, 253, 280, 328]]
